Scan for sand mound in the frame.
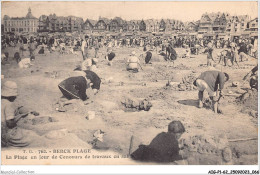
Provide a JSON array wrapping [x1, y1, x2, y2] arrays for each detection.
[[173, 63, 191, 70], [237, 89, 258, 118], [121, 96, 152, 112], [152, 54, 166, 62], [179, 133, 232, 165], [165, 72, 198, 91]]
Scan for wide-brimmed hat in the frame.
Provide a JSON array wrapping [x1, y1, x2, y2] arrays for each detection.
[[2, 81, 18, 97]]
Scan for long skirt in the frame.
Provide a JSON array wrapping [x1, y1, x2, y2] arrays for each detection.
[[58, 82, 80, 100]]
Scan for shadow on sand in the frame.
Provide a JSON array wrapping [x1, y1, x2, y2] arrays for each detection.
[[177, 99, 198, 107]]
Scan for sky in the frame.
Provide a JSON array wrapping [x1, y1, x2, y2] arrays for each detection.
[[1, 1, 258, 22]]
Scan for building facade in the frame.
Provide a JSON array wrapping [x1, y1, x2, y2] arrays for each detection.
[[94, 19, 107, 31], [198, 13, 214, 34], [3, 8, 38, 33], [185, 22, 199, 32], [226, 15, 250, 33], [38, 15, 49, 32], [198, 12, 252, 35], [82, 19, 96, 32], [144, 19, 154, 32], [159, 19, 166, 32], [238, 15, 250, 31], [174, 20, 185, 31], [139, 20, 146, 31], [165, 19, 174, 32], [38, 14, 83, 32], [247, 18, 258, 31], [109, 17, 125, 32], [212, 13, 230, 33], [4, 9, 255, 34]]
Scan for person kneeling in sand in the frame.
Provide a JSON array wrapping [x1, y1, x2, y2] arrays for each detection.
[[193, 70, 229, 113], [1, 81, 40, 147], [126, 51, 142, 73], [131, 120, 185, 163], [58, 70, 101, 102], [18, 57, 33, 69]]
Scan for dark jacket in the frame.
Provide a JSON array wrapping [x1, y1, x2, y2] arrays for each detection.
[[84, 70, 101, 90], [131, 132, 181, 163], [145, 51, 152, 64], [198, 70, 226, 91], [207, 48, 213, 60], [238, 43, 247, 54], [107, 52, 115, 61]]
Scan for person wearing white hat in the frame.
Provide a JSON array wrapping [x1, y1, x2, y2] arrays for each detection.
[[1, 81, 30, 147], [126, 51, 141, 73]]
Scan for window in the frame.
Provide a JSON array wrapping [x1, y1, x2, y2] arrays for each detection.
[[256, 19, 258, 22], [241, 23, 244, 26], [252, 24, 256, 27]]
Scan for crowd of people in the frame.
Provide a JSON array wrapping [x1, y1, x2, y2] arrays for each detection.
[[2, 33, 258, 67], [1, 31, 258, 164]]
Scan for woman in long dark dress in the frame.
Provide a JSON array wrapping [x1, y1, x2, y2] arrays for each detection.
[[58, 70, 101, 101]]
